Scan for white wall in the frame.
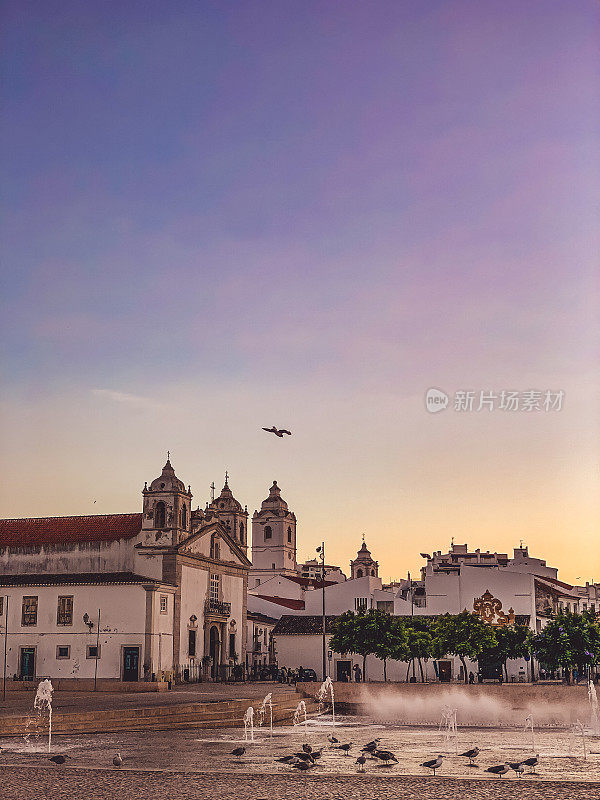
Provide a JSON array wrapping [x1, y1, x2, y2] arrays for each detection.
[[0, 539, 135, 577], [0, 583, 148, 680], [302, 575, 383, 615]]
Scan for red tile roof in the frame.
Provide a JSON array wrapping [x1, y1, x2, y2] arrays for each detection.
[[254, 594, 306, 610], [0, 514, 142, 547], [282, 574, 337, 588]]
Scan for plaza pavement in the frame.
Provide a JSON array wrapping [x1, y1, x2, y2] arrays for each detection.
[[0, 767, 597, 800], [0, 680, 289, 716]]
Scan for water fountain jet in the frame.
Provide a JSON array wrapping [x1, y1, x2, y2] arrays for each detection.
[[588, 680, 599, 733], [258, 692, 273, 737], [316, 676, 335, 726], [293, 700, 308, 734], [524, 714, 535, 753], [439, 706, 458, 754], [33, 680, 53, 753], [243, 706, 255, 743]]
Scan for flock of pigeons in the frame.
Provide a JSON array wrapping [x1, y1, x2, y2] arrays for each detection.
[[231, 738, 540, 778], [422, 749, 540, 778]]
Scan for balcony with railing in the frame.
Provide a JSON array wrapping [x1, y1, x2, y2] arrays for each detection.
[[205, 598, 231, 617]]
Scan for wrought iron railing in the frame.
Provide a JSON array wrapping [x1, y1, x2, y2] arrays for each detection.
[[205, 598, 231, 616]]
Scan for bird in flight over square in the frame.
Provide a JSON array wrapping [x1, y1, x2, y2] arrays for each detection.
[[262, 426, 292, 437]]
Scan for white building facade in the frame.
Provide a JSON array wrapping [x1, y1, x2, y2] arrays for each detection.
[[0, 460, 250, 683]]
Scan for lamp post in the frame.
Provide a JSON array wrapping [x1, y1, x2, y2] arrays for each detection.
[[408, 572, 416, 682], [3, 595, 8, 701], [316, 543, 326, 681]]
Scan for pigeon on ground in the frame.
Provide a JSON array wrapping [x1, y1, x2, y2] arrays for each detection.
[[112, 753, 123, 767], [49, 755, 69, 764], [486, 763, 510, 777], [262, 427, 292, 438], [294, 751, 315, 762], [421, 755, 443, 775], [459, 747, 480, 766], [336, 743, 352, 756], [521, 754, 539, 773], [356, 754, 367, 772], [302, 743, 312, 753], [231, 747, 246, 758], [509, 761, 525, 777], [311, 749, 323, 760], [293, 760, 313, 771], [362, 738, 380, 751], [374, 750, 398, 766], [328, 734, 339, 744]]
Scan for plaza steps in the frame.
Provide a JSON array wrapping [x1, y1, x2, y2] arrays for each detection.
[[0, 691, 320, 736]]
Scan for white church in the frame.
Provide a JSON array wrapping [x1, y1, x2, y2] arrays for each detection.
[[0, 459, 252, 684]]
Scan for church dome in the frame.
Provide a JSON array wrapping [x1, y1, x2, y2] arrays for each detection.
[[260, 480, 288, 513], [355, 541, 372, 561], [148, 458, 186, 493], [210, 474, 243, 512]]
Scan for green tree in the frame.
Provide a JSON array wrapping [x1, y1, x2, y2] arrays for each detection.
[[329, 610, 382, 681], [480, 624, 531, 681], [532, 611, 600, 682], [433, 611, 498, 683], [372, 614, 407, 681], [400, 618, 434, 682]]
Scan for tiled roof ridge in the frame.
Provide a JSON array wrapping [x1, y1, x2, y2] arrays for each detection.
[[0, 512, 139, 522]]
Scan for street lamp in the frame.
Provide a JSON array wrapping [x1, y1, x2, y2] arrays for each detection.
[[316, 544, 326, 681]]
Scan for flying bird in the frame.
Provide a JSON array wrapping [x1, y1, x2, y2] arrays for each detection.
[[112, 753, 123, 767], [262, 427, 292, 437], [485, 763, 510, 777], [459, 747, 480, 766], [421, 755, 443, 775]]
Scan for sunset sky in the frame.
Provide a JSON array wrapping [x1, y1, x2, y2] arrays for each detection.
[[1, 1, 598, 583]]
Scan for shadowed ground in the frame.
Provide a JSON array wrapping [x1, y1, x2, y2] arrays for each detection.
[[1, 768, 598, 800]]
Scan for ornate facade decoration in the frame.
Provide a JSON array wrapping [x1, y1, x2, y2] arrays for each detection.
[[473, 589, 515, 625]]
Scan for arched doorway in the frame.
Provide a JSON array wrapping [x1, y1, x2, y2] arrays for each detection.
[[209, 625, 220, 680]]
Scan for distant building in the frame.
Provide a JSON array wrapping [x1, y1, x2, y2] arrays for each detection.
[[246, 610, 277, 672], [273, 541, 587, 682], [350, 540, 379, 579], [298, 558, 346, 583]]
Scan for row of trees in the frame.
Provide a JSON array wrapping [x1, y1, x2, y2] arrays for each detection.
[[328, 609, 600, 683]]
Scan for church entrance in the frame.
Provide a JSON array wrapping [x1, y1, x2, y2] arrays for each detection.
[[209, 625, 220, 680]]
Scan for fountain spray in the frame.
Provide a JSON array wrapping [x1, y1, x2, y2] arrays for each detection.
[[316, 676, 335, 726], [33, 679, 53, 753]]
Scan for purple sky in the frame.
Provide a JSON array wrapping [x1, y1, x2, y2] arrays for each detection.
[[1, 1, 598, 581]]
